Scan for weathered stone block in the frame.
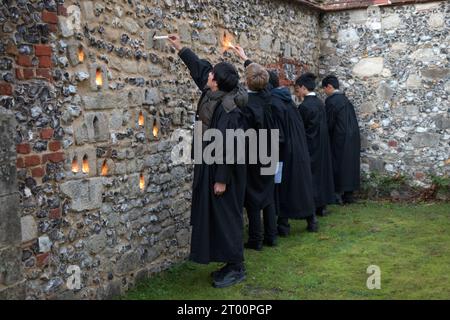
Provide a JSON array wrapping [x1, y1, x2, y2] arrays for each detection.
[[428, 13, 445, 29], [0, 280, 26, 300], [352, 57, 383, 78], [60, 178, 104, 212], [376, 82, 394, 101], [382, 14, 401, 30], [0, 162, 16, 197], [178, 23, 191, 43], [0, 194, 21, 246], [114, 251, 141, 275], [59, 5, 81, 38], [81, 91, 128, 110], [338, 28, 359, 45], [176, 228, 190, 247], [0, 246, 23, 286], [420, 67, 449, 81], [123, 17, 140, 34], [411, 133, 440, 148], [144, 88, 161, 105], [259, 34, 272, 52], [21, 215, 37, 243], [406, 74, 422, 89], [80, 1, 95, 21], [199, 31, 217, 45], [86, 232, 107, 254]]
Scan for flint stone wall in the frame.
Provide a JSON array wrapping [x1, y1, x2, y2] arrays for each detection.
[[0, 0, 319, 299], [319, 1, 449, 186]]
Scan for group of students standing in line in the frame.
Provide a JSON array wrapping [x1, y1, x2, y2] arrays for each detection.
[[167, 34, 361, 288]]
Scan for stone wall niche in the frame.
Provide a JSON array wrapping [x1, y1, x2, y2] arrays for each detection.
[[67, 41, 86, 66], [65, 147, 97, 179], [98, 158, 115, 177], [89, 64, 108, 91], [74, 112, 110, 145], [146, 114, 161, 141]]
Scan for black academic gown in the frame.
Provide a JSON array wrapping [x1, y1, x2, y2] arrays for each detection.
[[298, 94, 335, 208], [270, 87, 315, 219], [242, 89, 275, 211], [179, 48, 247, 264], [325, 91, 361, 193]]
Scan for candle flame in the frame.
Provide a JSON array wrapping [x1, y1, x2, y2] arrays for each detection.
[[101, 160, 108, 176], [95, 68, 102, 87], [153, 121, 159, 138], [138, 111, 144, 126], [221, 31, 235, 52], [78, 46, 84, 62], [82, 155, 89, 174], [72, 157, 79, 173], [140, 173, 145, 191]]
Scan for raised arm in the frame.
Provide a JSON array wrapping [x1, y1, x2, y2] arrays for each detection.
[[168, 34, 212, 92]]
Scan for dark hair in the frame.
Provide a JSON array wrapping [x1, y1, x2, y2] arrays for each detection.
[[295, 72, 316, 91], [212, 62, 239, 92], [322, 75, 339, 89], [268, 70, 280, 89]]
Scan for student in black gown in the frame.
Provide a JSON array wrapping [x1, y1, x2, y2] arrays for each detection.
[[231, 45, 315, 235], [322, 75, 361, 204], [241, 62, 277, 249], [169, 34, 248, 288], [295, 73, 335, 218]]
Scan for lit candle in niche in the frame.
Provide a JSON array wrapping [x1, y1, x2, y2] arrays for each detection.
[[72, 157, 79, 173], [138, 111, 144, 127], [101, 160, 108, 176], [82, 155, 89, 174], [78, 46, 84, 63], [221, 31, 236, 52], [95, 68, 102, 87], [139, 173, 145, 191], [152, 119, 159, 138]]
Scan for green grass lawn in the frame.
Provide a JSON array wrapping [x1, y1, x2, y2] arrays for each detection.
[[122, 201, 450, 300]]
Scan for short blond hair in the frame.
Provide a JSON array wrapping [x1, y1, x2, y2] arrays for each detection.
[[245, 63, 269, 91]]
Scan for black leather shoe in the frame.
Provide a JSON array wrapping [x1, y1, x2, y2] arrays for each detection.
[[277, 226, 290, 237], [263, 238, 278, 247], [316, 207, 328, 217], [306, 216, 319, 233], [212, 268, 246, 288], [244, 241, 263, 251]]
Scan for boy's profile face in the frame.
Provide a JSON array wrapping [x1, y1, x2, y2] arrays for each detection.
[[323, 84, 334, 96], [294, 85, 307, 99], [207, 72, 219, 92]]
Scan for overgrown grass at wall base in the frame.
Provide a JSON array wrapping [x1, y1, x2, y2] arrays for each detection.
[[358, 172, 450, 202]]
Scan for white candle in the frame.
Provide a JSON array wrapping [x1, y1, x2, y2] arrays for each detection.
[[153, 35, 169, 40]]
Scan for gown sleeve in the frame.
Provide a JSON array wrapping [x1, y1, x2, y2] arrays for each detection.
[[178, 47, 213, 93]]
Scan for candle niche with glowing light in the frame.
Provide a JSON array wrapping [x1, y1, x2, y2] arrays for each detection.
[[139, 173, 145, 191], [72, 156, 79, 173], [82, 155, 89, 174], [78, 45, 84, 63], [138, 111, 145, 127], [221, 30, 236, 53], [101, 160, 108, 176], [95, 68, 103, 87]]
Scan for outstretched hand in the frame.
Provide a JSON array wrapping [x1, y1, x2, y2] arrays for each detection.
[[231, 45, 249, 61], [167, 34, 182, 51]]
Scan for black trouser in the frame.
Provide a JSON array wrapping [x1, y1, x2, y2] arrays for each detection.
[[247, 202, 277, 244], [316, 205, 326, 216], [342, 191, 354, 203], [278, 213, 316, 234]]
